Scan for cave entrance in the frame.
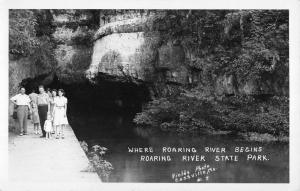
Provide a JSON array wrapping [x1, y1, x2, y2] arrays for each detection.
[[21, 74, 152, 141]]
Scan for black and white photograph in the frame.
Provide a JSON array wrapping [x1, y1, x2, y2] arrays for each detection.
[[1, 0, 300, 190]]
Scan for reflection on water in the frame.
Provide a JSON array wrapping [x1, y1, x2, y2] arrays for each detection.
[[69, 110, 289, 183]]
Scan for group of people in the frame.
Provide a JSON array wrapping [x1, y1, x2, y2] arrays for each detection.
[[10, 85, 69, 139]]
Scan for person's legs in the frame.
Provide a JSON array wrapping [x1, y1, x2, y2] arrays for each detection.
[[38, 123, 41, 134], [33, 124, 37, 133], [55, 125, 59, 138], [38, 106, 48, 137], [61, 124, 65, 138], [51, 121, 55, 134], [34, 123, 39, 134], [23, 107, 28, 134], [38, 107, 44, 136], [17, 106, 25, 135], [58, 125, 62, 138]]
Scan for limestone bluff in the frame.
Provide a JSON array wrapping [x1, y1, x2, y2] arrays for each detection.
[[10, 10, 288, 97], [86, 10, 189, 97]]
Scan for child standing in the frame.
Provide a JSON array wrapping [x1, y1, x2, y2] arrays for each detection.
[[31, 102, 40, 134], [44, 115, 53, 139]]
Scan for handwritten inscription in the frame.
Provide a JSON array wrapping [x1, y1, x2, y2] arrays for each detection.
[[171, 164, 217, 182]]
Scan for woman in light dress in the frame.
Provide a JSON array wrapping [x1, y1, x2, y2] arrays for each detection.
[[52, 89, 69, 139]]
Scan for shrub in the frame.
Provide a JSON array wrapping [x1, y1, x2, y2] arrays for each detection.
[[133, 91, 289, 141], [133, 98, 177, 127], [80, 141, 114, 181]]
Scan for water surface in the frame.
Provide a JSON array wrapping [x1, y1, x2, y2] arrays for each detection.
[[69, 109, 289, 183]]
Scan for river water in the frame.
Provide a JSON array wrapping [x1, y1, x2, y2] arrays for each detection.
[[69, 108, 289, 183]]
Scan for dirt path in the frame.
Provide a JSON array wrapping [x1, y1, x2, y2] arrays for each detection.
[[8, 120, 102, 191]]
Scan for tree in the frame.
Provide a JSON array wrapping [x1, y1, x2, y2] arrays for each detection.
[[9, 10, 38, 57], [9, 9, 57, 71], [151, 10, 288, 94]]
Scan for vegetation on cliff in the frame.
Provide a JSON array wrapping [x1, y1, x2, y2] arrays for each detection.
[[145, 10, 289, 94], [9, 10, 57, 68], [9, 10, 57, 95], [9, 10, 101, 94], [134, 10, 289, 141]]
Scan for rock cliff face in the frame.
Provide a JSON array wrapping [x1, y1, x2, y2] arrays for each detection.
[[10, 10, 288, 98], [52, 11, 96, 84], [86, 10, 288, 96], [9, 57, 38, 96], [88, 32, 146, 79], [87, 10, 190, 91]]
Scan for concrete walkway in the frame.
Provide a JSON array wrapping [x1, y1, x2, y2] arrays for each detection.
[[8, 120, 102, 191]]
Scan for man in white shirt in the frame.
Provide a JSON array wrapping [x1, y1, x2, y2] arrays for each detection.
[[10, 87, 31, 136]]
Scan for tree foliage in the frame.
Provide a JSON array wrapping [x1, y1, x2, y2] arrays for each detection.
[[151, 10, 289, 92], [9, 9, 58, 73], [9, 10, 38, 57]]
